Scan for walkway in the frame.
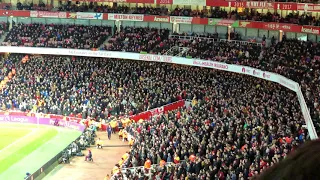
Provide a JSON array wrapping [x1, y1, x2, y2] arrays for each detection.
[[43, 131, 130, 180]]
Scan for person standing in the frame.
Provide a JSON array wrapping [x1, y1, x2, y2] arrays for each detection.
[[107, 124, 112, 140]]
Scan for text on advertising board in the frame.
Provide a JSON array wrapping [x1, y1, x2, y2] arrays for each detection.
[[139, 54, 173, 63], [193, 60, 228, 70]]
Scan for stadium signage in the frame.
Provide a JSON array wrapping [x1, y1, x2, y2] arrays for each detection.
[[156, 0, 173, 4], [76, 12, 103, 20], [139, 54, 173, 63], [0, 114, 85, 132], [193, 60, 229, 70], [154, 16, 170, 23], [301, 26, 320, 35], [246, 1, 274, 9], [170, 16, 193, 24], [0, 46, 316, 139], [297, 3, 320, 12], [108, 14, 144, 21], [30, 11, 67, 18], [173, 0, 206, 6], [2, 9, 320, 34], [49, 119, 83, 131]]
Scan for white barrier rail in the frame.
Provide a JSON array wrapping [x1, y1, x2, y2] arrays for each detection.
[[220, 39, 263, 47], [169, 35, 216, 42], [0, 46, 317, 139]]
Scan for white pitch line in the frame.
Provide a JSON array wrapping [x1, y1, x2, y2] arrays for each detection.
[[0, 128, 39, 154]]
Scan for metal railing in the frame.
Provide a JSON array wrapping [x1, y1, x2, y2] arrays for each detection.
[[220, 39, 263, 47], [169, 35, 216, 42], [163, 46, 190, 57]]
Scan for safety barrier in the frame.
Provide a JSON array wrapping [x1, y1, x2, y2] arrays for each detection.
[[220, 39, 263, 47], [169, 35, 216, 42], [0, 46, 316, 140]]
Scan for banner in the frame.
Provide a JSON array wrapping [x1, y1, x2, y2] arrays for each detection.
[[170, 16, 193, 24], [238, 21, 320, 35], [0, 10, 30, 17], [30, 11, 67, 18], [156, 0, 173, 4], [76, 12, 103, 20], [71, 0, 153, 2], [139, 54, 173, 63], [173, 0, 205, 6], [205, 0, 229, 7], [144, 15, 170, 23], [0, 115, 85, 132], [245, 1, 274, 9], [129, 100, 185, 122], [274, 3, 298, 11], [297, 3, 320, 12], [208, 19, 238, 27], [108, 13, 144, 21]]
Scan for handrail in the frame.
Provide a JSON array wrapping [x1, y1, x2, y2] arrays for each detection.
[[220, 39, 263, 47], [169, 35, 216, 42], [0, 46, 317, 140]]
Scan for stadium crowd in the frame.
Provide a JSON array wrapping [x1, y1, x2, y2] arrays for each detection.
[[117, 71, 306, 179], [0, 53, 308, 180], [2, 23, 112, 49]]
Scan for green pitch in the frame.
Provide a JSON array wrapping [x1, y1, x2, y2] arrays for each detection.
[[0, 123, 82, 180]]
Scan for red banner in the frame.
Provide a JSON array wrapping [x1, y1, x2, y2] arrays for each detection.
[[239, 21, 320, 35], [129, 100, 185, 122], [297, 3, 320, 12], [0, 10, 30, 17], [143, 15, 170, 23], [71, 0, 153, 2], [245, 1, 274, 9], [156, 0, 173, 4], [205, 0, 229, 7], [30, 11, 67, 18], [108, 13, 144, 21], [274, 2, 297, 11]]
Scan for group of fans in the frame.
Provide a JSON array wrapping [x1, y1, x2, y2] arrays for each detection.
[[2, 23, 112, 49]]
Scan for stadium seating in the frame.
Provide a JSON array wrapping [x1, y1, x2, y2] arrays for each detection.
[[103, 26, 170, 53], [2, 23, 112, 49]]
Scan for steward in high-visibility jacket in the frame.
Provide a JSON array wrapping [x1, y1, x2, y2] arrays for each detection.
[[104, 174, 110, 180], [144, 159, 151, 169], [112, 165, 120, 175]]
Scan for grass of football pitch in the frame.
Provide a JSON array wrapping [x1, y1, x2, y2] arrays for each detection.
[[0, 123, 82, 180]]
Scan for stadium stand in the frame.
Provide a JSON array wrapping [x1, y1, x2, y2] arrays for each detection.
[[2, 23, 112, 49]]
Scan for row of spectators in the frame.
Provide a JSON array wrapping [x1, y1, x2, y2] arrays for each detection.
[[2, 23, 112, 49], [16, 1, 48, 11], [104, 26, 170, 53], [1, 55, 186, 119]]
